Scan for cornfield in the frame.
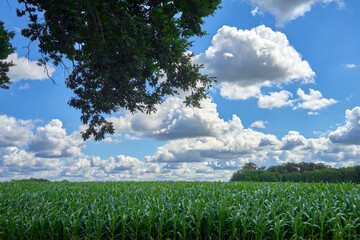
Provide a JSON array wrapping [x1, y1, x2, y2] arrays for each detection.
[[1, 181, 359, 239]]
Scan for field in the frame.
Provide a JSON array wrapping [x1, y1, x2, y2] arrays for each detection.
[[1, 181, 360, 239]]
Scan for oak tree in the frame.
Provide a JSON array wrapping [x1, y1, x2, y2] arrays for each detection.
[[15, 0, 220, 140], [0, 20, 15, 89]]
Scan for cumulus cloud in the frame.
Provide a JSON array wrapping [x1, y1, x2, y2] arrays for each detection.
[[329, 107, 360, 145], [108, 97, 227, 140], [296, 88, 337, 110], [281, 131, 308, 150], [0, 114, 34, 147], [5, 53, 55, 82], [28, 119, 84, 158], [0, 147, 63, 173], [345, 64, 356, 69], [257, 88, 336, 111], [194, 25, 314, 100], [249, 0, 344, 26], [145, 115, 280, 163], [219, 82, 263, 100], [3, 106, 360, 181], [258, 90, 293, 109], [250, 120, 267, 128], [207, 160, 242, 170], [143, 106, 360, 173], [145, 128, 360, 177], [145, 163, 162, 173], [91, 155, 142, 173]]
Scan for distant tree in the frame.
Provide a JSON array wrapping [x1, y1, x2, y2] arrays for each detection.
[[258, 171, 279, 182], [230, 162, 360, 183], [242, 162, 258, 171], [314, 162, 331, 171], [11, 177, 50, 182], [288, 172, 301, 182], [298, 162, 315, 172], [340, 167, 357, 182], [301, 170, 314, 182], [283, 162, 300, 173], [268, 165, 286, 174], [0, 20, 15, 89], [13, 0, 221, 140]]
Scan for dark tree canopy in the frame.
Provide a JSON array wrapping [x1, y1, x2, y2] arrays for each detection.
[[15, 0, 221, 140], [241, 162, 259, 171], [229, 162, 350, 183], [0, 20, 15, 89]]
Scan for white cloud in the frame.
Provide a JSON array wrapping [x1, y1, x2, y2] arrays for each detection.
[[223, 52, 234, 58], [60, 157, 96, 179], [109, 97, 228, 140], [296, 88, 337, 110], [281, 131, 308, 150], [258, 90, 293, 109], [145, 114, 280, 163], [143, 106, 360, 174], [0, 147, 63, 173], [91, 155, 142, 173], [308, 111, 319, 115], [194, 25, 314, 100], [5, 53, 55, 82], [219, 82, 263, 100], [28, 119, 84, 158], [18, 83, 30, 90], [145, 163, 161, 173], [251, 6, 260, 16], [250, 120, 267, 128], [249, 0, 344, 26], [3, 106, 360, 181], [207, 160, 242, 170], [103, 137, 121, 144], [0, 114, 34, 147], [329, 107, 360, 145], [345, 64, 356, 69]]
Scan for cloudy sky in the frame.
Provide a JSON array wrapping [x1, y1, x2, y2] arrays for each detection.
[[1, 0, 360, 181]]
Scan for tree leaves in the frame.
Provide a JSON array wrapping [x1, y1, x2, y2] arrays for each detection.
[[0, 20, 15, 89], [16, 0, 220, 140]]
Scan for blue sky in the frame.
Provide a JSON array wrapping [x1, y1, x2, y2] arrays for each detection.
[[1, 0, 360, 181]]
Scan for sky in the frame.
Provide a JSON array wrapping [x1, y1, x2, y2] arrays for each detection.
[[1, 0, 360, 181]]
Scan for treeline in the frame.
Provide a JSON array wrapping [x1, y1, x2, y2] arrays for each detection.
[[230, 162, 360, 183], [10, 178, 50, 182]]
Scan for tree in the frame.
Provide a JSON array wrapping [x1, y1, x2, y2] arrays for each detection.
[[0, 20, 15, 89], [14, 0, 221, 140], [283, 162, 299, 173], [242, 162, 258, 171]]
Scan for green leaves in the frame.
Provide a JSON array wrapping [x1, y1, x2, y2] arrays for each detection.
[[0, 21, 15, 89], [16, 0, 221, 140]]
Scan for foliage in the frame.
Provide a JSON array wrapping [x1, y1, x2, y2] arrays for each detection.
[[1, 181, 360, 239], [10, 177, 50, 182], [15, 0, 221, 140], [241, 162, 259, 170], [230, 162, 360, 183], [0, 20, 15, 89]]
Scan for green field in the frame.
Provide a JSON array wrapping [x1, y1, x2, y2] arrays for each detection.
[[1, 181, 360, 239]]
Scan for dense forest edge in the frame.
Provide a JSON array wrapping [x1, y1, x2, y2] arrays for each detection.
[[230, 162, 360, 183]]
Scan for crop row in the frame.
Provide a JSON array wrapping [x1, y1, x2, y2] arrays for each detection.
[[0, 181, 360, 239]]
